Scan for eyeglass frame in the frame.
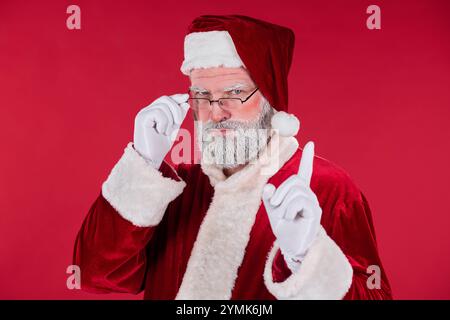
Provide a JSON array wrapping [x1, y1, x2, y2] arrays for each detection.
[[187, 87, 259, 111]]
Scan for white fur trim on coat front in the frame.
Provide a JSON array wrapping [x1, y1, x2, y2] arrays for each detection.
[[101, 143, 186, 227], [264, 227, 353, 300], [180, 30, 245, 75], [176, 133, 299, 299]]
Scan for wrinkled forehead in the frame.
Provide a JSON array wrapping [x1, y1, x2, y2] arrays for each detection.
[[189, 67, 255, 92]]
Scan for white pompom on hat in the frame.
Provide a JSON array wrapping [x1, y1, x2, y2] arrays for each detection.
[[271, 111, 300, 137]]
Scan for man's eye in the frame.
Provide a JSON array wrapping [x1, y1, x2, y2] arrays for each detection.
[[231, 89, 242, 95]]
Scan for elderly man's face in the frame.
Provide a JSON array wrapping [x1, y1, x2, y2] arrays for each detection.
[[189, 67, 263, 124], [189, 67, 274, 169]]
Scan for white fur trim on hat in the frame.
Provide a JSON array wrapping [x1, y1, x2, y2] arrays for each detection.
[[180, 30, 245, 75], [101, 142, 186, 227], [271, 111, 300, 137]]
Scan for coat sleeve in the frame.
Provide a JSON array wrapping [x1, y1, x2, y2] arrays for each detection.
[[73, 143, 186, 294], [264, 175, 393, 300], [339, 192, 393, 300]]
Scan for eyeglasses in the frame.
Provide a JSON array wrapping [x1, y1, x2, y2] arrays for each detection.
[[187, 87, 259, 112]]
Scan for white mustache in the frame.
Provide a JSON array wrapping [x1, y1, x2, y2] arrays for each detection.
[[203, 120, 259, 131]]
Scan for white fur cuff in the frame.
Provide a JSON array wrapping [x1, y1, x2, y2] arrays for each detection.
[[102, 143, 186, 227], [264, 227, 353, 300]]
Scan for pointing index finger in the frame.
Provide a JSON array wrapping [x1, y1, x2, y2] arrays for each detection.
[[298, 141, 315, 186]]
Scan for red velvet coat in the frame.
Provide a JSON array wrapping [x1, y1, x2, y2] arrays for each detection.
[[73, 135, 392, 299]]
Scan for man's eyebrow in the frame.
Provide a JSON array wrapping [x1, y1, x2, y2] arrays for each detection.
[[189, 86, 209, 93], [223, 83, 249, 91], [189, 83, 250, 93]]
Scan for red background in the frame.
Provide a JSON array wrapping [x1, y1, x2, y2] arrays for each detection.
[[1, 0, 449, 299]]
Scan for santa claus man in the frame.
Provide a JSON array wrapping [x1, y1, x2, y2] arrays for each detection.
[[73, 15, 392, 300]]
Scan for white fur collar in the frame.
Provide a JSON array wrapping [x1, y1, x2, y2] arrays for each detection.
[[175, 133, 299, 299]]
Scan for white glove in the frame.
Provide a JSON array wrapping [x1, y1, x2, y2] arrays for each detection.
[[262, 141, 322, 272], [133, 94, 190, 169]]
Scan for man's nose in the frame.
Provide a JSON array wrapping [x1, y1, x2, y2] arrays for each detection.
[[210, 102, 231, 123]]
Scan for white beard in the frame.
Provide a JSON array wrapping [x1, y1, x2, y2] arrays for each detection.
[[195, 99, 274, 169]]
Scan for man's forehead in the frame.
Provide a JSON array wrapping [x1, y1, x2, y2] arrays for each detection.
[[189, 67, 254, 91]]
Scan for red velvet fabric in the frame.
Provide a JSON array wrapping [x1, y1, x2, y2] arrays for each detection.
[[73, 148, 393, 299], [186, 15, 295, 112]]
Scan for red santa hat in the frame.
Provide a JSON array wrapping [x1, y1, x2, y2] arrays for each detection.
[[180, 15, 300, 137]]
